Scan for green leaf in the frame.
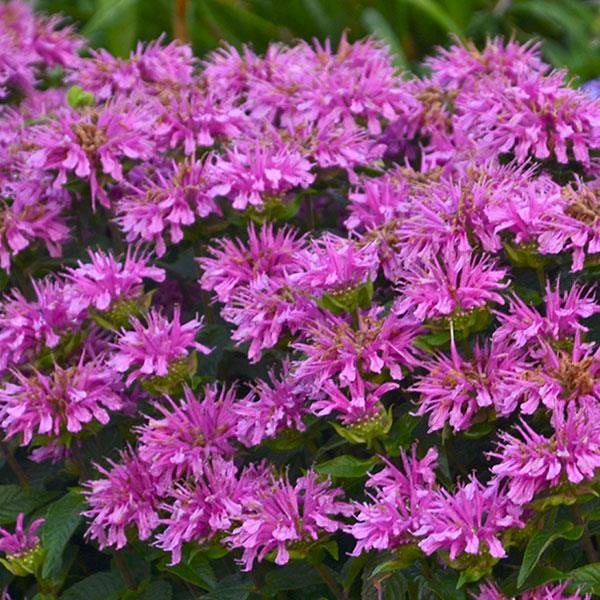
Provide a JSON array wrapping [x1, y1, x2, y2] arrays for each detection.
[[199, 574, 252, 600], [60, 572, 124, 600], [158, 550, 216, 590], [42, 490, 85, 580], [403, 0, 462, 34], [66, 86, 95, 109], [361, 8, 409, 69], [315, 455, 379, 478], [262, 562, 322, 595], [0, 485, 58, 525], [137, 580, 172, 600], [517, 521, 583, 588], [567, 562, 600, 594]]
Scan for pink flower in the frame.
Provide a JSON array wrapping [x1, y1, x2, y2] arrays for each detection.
[[416, 477, 524, 560], [293, 306, 421, 389], [395, 242, 508, 322], [235, 362, 309, 447], [289, 234, 379, 297], [348, 446, 437, 554], [221, 278, 312, 362], [74, 36, 195, 100], [313, 377, 398, 426], [198, 223, 306, 304], [115, 159, 220, 257], [209, 135, 314, 211], [0, 513, 44, 557], [412, 335, 530, 432], [0, 276, 80, 372], [83, 447, 160, 550], [64, 247, 165, 317], [28, 100, 158, 208], [457, 70, 600, 165], [226, 470, 351, 570], [109, 306, 211, 385], [156, 458, 268, 565], [426, 38, 547, 91], [136, 384, 239, 486], [490, 400, 600, 504], [494, 280, 599, 350], [0, 355, 123, 446]]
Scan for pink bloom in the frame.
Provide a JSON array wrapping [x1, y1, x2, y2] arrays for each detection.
[[109, 306, 211, 385], [83, 447, 160, 550], [198, 223, 306, 304], [417, 477, 524, 560], [494, 280, 599, 350], [0, 276, 80, 372], [412, 336, 530, 432], [473, 581, 590, 600], [293, 306, 421, 389], [115, 159, 220, 257], [395, 242, 508, 322], [156, 458, 268, 564], [490, 400, 600, 504], [0, 355, 123, 446], [156, 86, 247, 153], [457, 70, 600, 165], [289, 234, 379, 297], [235, 362, 309, 447], [0, 513, 44, 557], [28, 100, 158, 208], [221, 278, 312, 362], [313, 376, 398, 426], [136, 384, 239, 486], [210, 135, 314, 211], [64, 247, 165, 317], [74, 36, 195, 100], [426, 38, 547, 91], [226, 470, 351, 570], [348, 446, 437, 554]]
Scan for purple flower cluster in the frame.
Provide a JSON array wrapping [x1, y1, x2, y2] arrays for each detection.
[[1, 6, 600, 597]]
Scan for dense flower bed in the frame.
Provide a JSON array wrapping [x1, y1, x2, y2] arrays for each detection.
[[1, 1, 600, 599]]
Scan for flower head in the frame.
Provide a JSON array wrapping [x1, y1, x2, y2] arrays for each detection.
[[64, 247, 165, 317], [136, 384, 239, 486], [0, 355, 123, 446], [226, 470, 351, 570], [109, 306, 211, 385], [83, 447, 160, 550]]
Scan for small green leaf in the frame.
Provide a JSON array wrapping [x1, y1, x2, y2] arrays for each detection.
[[66, 86, 95, 109], [262, 562, 321, 595], [158, 550, 216, 591], [60, 572, 124, 600], [42, 490, 85, 580], [314, 455, 379, 478], [567, 562, 600, 594], [0, 485, 58, 525], [517, 521, 583, 588]]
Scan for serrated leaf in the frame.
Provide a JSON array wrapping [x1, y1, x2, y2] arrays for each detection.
[[199, 574, 252, 600], [315, 455, 379, 478], [517, 521, 583, 588], [0, 485, 58, 524], [158, 551, 216, 590], [137, 579, 172, 600], [567, 562, 600, 594], [262, 562, 321, 595], [60, 572, 124, 600], [42, 490, 85, 579]]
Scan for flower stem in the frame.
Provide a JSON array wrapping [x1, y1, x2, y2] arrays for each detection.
[[0, 439, 30, 489], [314, 562, 346, 600], [173, 0, 189, 42]]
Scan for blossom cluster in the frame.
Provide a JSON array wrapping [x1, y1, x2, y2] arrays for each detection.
[[1, 2, 600, 598]]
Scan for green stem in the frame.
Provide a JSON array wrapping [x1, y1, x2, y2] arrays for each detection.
[[572, 506, 598, 563], [0, 439, 30, 489], [114, 551, 135, 589], [536, 267, 546, 294], [313, 562, 346, 600]]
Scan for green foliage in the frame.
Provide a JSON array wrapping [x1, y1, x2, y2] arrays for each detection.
[[37, 0, 600, 78]]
